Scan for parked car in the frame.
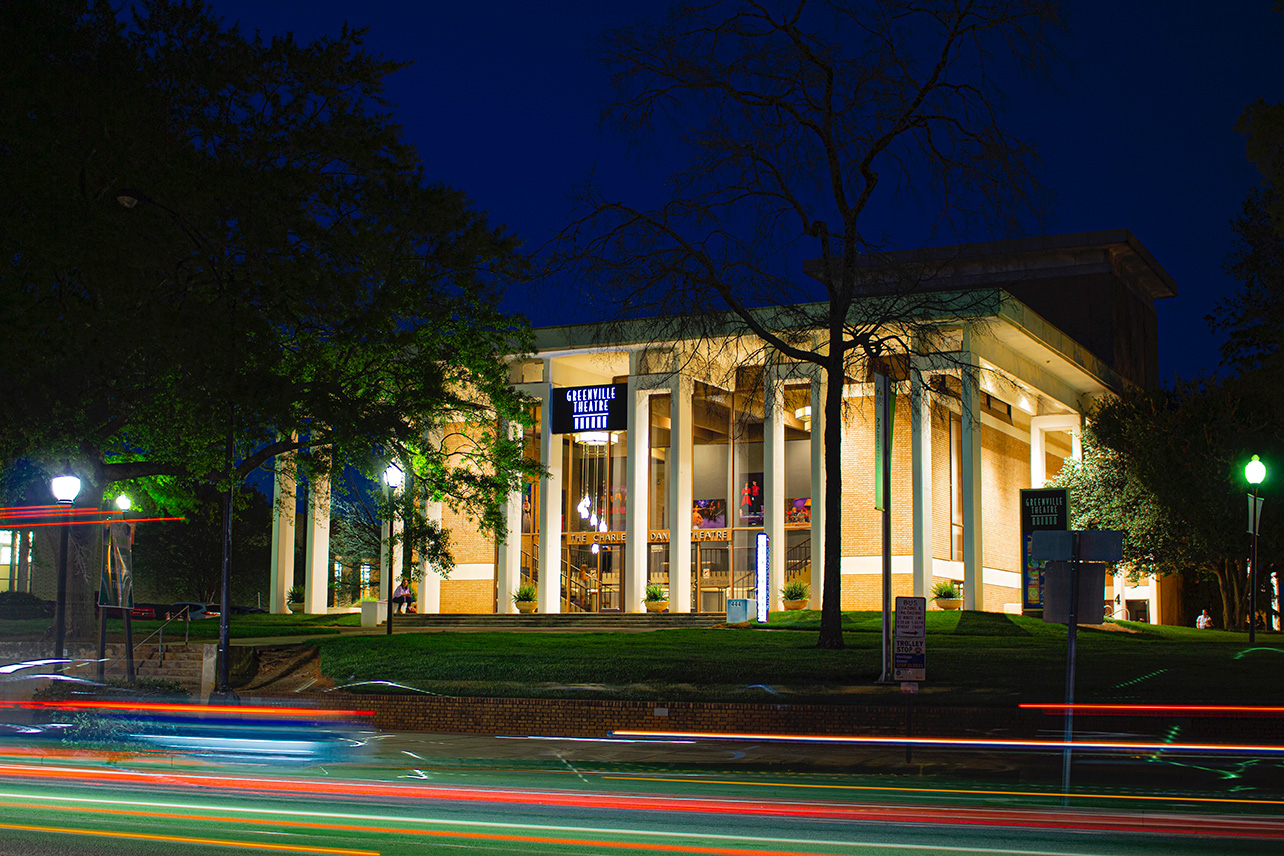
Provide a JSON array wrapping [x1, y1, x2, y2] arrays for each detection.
[[168, 602, 219, 620], [97, 604, 159, 620]]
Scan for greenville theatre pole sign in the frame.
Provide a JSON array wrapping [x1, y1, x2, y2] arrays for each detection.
[[1020, 487, 1069, 613]]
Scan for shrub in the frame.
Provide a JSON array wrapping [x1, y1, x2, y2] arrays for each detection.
[[931, 580, 961, 600], [0, 591, 53, 620], [512, 582, 537, 603], [781, 580, 809, 601], [0, 591, 43, 606], [287, 585, 305, 604], [644, 584, 668, 602]]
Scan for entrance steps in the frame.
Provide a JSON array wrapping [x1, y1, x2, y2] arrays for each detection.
[[67, 642, 214, 699], [387, 612, 720, 631]]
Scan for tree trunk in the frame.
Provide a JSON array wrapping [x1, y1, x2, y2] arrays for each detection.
[[1214, 557, 1246, 631], [63, 480, 105, 642], [817, 352, 846, 650]]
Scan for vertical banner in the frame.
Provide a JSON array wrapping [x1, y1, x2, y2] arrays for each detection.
[[755, 531, 769, 624], [98, 521, 135, 608], [873, 372, 896, 510], [1020, 488, 1068, 610]]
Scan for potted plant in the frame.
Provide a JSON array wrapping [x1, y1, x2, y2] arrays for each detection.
[[287, 585, 305, 613], [931, 580, 963, 610], [781, 580, 809, 610], [643, 583, 669, 613], [513, 582, 538, 614]]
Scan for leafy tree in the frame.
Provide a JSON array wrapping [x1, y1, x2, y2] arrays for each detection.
[[0, 1, 537, 638], [1052, 384, 1279, 630], [130, 488, 271, 605], [555, 0, 1059, 647]]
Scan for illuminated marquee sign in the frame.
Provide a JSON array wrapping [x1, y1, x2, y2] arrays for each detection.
[[550, 383, 628, 434]]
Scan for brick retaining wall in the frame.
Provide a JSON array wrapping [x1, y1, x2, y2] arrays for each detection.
[[304, 692, 1045, 739], [298, 693, 1284, 744]]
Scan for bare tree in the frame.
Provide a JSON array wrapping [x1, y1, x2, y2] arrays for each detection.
[[555, 0, 1059, 647]]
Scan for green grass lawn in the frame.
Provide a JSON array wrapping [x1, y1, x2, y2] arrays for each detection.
[[6, 609, 1280, 707], [313, 610, 1284, 706]]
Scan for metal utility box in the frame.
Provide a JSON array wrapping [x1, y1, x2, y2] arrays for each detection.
[[726, 598, 751, 624]]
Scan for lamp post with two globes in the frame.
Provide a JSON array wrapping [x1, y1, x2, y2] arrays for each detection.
[[50, 470, 81, 659], [383, 464, 404, 636], [1246, 455, 1266, 644]]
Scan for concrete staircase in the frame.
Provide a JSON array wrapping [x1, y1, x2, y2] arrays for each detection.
[[69, 642, 214, 700], [386, 612, 721, 631]]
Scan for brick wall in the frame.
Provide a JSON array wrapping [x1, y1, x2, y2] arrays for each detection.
[[981, 427, 1027, 575], [843, 572, 918, 607], [441, 579, 494, 614], [309, 691, 1045, 740], [931, 407, 952, 561], [839, 396, 918, 559]]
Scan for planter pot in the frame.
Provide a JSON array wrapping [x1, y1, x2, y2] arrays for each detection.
[[515, 601, 537, 614], [645, 600, 669, 613], [782, 599, 808, 611], [288, 602, 304, 613], [935, 598, 962, 611]]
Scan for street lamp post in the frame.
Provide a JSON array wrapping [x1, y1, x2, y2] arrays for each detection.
[[1246, 455, 1266, 644], [383, 464, 404, 636], [50, 470, 81, 659]]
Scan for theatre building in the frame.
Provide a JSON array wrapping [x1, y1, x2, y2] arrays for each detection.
[[270, 231, 1180, 622]]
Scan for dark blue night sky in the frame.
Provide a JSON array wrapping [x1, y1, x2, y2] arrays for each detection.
[[203, 0, 1284, 384]]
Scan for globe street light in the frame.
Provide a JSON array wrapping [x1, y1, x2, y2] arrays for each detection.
[[1246, 455, 1266, 644], [383, 464, 404, 636], [115, 494, 132, 511], [50, 469, 81, 658]]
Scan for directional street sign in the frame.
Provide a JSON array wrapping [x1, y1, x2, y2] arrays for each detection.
[[893, 596, 926, 681]]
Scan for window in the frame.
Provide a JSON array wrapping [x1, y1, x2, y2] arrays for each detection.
[[949, 414, 964, 561]]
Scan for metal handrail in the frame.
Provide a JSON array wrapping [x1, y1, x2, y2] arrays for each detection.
[[86, 606, 195, 682], [785, 538, 811, 583]]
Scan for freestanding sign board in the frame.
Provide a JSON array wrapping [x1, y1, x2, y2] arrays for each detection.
[[893, 596, 926, 682], [1020, 487, 1069, 611]]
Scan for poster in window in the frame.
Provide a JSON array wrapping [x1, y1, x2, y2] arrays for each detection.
[[738, 473, 764, 525], [786, 497, 811, 524], [692, 499, 726, 529]]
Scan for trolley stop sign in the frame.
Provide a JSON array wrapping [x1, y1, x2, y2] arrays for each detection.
[[893, 596, 926, 682]]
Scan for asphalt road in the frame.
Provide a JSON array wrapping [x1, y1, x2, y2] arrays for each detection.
[[0, 731, 1281, 855]]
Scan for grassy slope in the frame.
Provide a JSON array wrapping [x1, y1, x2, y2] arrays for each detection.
[[314, 610, 1284, 705], [5, 610, 1278, 705]]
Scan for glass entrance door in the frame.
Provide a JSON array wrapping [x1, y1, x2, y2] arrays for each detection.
[[565, 544, 623, 613], [692, 542, 731, 613]]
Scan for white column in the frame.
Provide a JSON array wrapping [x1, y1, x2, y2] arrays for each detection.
[[1030, 414, 1081, 488], [764, 368, 786, 610], [960, 351, 984, 611], [910, 367, 933, 599], [379, 489, 403, 604], [625, 352, 651, 613], [269, 452, 296, 614], [303, 473, 330, 615], [669, 373, 694, 613], [1111, 566, 1126, 621], [496, 418, 524, 614], [809, 374, 826, 609], [419, 499, 443, 614], [538, 366, 563, 614]]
